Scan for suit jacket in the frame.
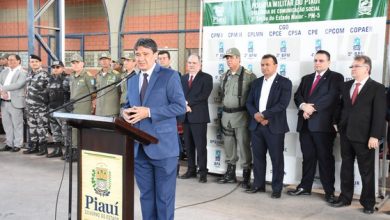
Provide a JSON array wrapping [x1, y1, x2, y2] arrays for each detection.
[[181, 71, 213, 124], [338, 78, 386, 144], [294, 69, 344, 132], [124, 64, 186, 160], [246, 74, 292, 134], [0, 67, 27, 108]]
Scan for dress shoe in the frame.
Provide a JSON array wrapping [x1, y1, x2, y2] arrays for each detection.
[[287, 188, 311, 196], [271, 192, 281, 199], [199, 175, 207, 183], [330, 200, 350, 208], [10, 147, 20, 152], [179, 170, 197, 179], [363, 207, 374, 214], [0, 145, 12, 152], [245, 187, 265, 194], [325, 193, 336, 203]]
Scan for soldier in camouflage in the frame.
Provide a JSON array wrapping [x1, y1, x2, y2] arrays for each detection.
[[120, 52, 137, 107], [95, 52, 121, 117], [47, 60, 70, 158], [22, 54, 50, 156], [218, 48, 257, 189], [67, 53, 96, 161]]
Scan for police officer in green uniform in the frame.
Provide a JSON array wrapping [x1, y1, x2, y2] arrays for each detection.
[[95, 52, 121, 117], [0, 53, 8, 73], [120, 52, 137, 107], [67, 53, 96, 161], [218, 48, 257, 189]]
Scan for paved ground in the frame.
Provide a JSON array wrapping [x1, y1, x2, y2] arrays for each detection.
[[0, 146, 389, 220]]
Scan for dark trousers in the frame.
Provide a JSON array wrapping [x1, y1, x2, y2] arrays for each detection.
[[135, 146, 177, 220], [298, 124, 336, 194], [251, 125, 285, 193], [183, 122, 208, 174], [339, 133, 376, 209]]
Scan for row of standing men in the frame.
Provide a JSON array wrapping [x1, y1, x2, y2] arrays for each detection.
[[177, 47, 385, 215]]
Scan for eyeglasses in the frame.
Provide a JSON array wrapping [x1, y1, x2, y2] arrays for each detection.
[[349, 65, 368, 69]]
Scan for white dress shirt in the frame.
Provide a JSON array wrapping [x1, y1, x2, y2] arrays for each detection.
[[259, 73, 277, 113]]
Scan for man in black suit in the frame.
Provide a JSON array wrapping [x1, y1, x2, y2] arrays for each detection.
[[288, 50, 343, 203], [245, 54, 292, 198], [179, 54, 213, 183], [331, 55, 386, 215]]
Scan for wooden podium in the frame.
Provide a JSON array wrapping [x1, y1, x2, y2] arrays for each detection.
[[53, 113, 157, 220]]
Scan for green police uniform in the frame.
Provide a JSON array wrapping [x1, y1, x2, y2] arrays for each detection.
[[95, 68, 121, 116], [220, 66, 257, 168], [70, 69, 96, 114], [120, 70, 135, 106]]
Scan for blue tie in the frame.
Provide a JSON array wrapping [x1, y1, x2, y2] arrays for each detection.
[[140, 73, 148, 103]]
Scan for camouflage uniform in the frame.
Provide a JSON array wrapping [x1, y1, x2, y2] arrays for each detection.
[[69, 69, 96, 147], [220, 66, 256, 169], [95, 68, 121, 116], [48, 72, 70, 147], [120, 70, 135, 106], [70, 69, 96, 114], [26, 68, 50, 145]]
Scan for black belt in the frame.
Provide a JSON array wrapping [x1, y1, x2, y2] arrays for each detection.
[[222, 106, 246, 113], [1, 99, 10, 102]]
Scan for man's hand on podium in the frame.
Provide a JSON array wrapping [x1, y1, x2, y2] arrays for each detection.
[[123, 106, 150, 124]]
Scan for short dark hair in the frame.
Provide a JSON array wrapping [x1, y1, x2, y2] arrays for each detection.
[[158, 50, 170, 59], [134, 38, 158, 53], [8, 54, 21, 63], [262, 54, 278, 64], [316, 50, 331, 60], [354, 55, 372, 75]]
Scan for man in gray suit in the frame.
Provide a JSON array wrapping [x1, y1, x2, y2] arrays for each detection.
[[0, 54, 27, 152]]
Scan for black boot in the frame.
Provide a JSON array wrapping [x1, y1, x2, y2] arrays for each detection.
[[47, 142, 63, 158], [217, 164, 237, 184], [61, 146, 70, 160], [23, 142, 39, 154], [36, 142, 48, 156], [241, 168, 251, 189]]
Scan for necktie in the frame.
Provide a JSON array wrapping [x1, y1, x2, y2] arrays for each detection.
[[140, 73, 148, 103], [351, 82, 361, 105], [309, 74, 321, 96], [188, 75, 193, 88]]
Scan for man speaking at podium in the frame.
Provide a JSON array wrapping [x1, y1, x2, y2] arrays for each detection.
[[122, 38, 186, 220]]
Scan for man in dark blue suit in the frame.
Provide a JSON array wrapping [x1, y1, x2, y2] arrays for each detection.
[[122, 38, 186, 220], [178, 54, 213, 183], [288, 50, 343, 203], [245, 54, 292, 198]]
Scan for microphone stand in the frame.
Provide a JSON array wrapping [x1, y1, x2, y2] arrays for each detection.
[[47, 71, 136, 220]]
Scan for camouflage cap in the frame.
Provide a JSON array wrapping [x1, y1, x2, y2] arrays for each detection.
[[122, 52, 136, 60], [71, 53, 83, 62], [223, 47, 241, 58], [99, 52, 111, 60], [0, 53, 8, 59], [51, 60, 64, 67]]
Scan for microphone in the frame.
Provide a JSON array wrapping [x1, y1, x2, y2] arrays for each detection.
[[116, 71, 137, 87]]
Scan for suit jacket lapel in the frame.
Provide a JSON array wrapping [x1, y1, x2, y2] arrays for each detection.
[[310, 70, 330, 97], [355, 78, 371, 104], [130, 73, 141, 106], [266, 74, 279, 108], [188, 71, 201, 94], [345, 81, 354, 106], [183, 74, 190, 95], [256, 77, 264, 109], [142, 65, 160, 105]]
